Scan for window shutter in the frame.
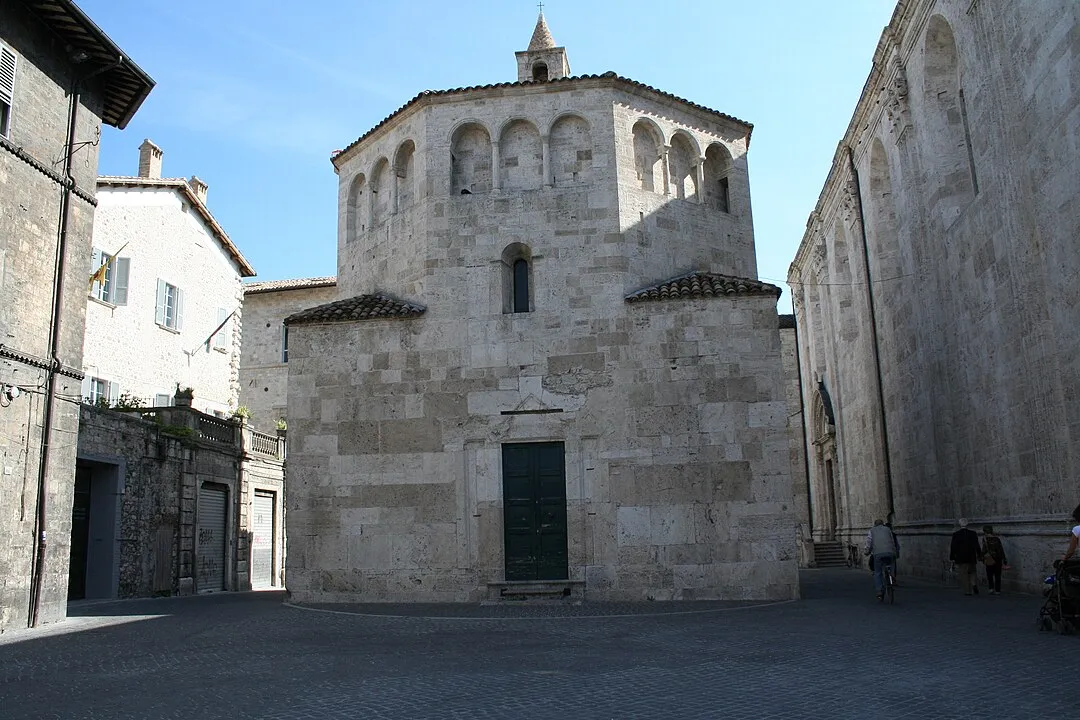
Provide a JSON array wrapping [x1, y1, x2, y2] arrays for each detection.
[[0, 47, 15, 105], [113, 257, 130, 305], [214, 307, 228, 349], [108, 381, 120, 406], [80, 375, 92, 403], [90, 248, 103, 298], [155, 279, 166, 325], [174, 287, 184, 330]]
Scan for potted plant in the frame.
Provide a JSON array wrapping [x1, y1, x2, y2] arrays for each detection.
[[232, 405, 251, 425], [173, 385, 194, 407], [275, 417, 287, 437]]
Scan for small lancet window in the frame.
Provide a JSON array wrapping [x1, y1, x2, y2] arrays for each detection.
[[513, 258, 530, 313], [532, 62, 549, 83], [718, 177, 730, 214]]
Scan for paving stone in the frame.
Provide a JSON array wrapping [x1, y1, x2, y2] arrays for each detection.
[[0, 570, 1077, 719]]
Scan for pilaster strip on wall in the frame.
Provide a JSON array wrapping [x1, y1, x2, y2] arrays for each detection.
[[0, 136, 98, 206]]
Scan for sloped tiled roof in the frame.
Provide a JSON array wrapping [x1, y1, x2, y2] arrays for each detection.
[[332, 72, 753, 166], [244, 276, 336, 294], [96, 176, 255, 276], [528, 13, 557, 51], [625, 272, 781, 304], [284, 293, 425, 326]]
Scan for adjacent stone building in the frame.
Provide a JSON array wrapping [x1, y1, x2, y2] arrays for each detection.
[[788, 0, 1080, 590], [73, 404, 286, 599], [0, 0, 152, 632], [285, 14, 797, 603], [84, 141, 256, 416], [239, 277, 338, 429]]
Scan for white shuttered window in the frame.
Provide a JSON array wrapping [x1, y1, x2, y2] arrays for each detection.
[[0, 45, 16, 137], [90, 248, 130, 305], [155, 279, 183, 330]]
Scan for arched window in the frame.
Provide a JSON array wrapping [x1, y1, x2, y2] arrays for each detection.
[[513, 259, 529, 313], [532, 62, 548, 82], [501, 243, 533, 314]]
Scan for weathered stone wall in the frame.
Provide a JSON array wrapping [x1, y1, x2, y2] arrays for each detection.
[[84, 181, 245, 416], [779, 317, 812, 567], [239, 283, 338, 430], [788, 0, 1080, 590], [287, 291, 796, 603], [0, 3, 106, 633], [76, 405, 285, 598], [334, 79, 755, 303]]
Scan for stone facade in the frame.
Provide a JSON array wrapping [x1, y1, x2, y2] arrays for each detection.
[[75, 405, 286, 598], [779, 316, 812, 567], [239, 278, 338, 430], [787, 0, 1080, 590], [0, 1, 152, 632], [84, 142, 256, 417], [286, 16, 796, 603]]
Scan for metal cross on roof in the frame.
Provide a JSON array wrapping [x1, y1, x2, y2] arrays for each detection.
[[538, 2, 544, 13]]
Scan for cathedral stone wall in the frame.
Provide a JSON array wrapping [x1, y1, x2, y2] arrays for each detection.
[[788, 0, 1080, 590]]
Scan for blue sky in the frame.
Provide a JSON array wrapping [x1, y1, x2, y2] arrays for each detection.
[[79, 0, 896, 304]]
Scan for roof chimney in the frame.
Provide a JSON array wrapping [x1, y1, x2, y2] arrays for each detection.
[[188, 176, 208, 204], [138, 139, 163, 179]]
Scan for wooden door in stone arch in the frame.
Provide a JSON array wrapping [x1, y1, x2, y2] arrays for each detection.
[[501, 442, 569, 581]]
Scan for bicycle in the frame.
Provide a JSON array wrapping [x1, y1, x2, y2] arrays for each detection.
[[878, 557, 896, 604], [846, 543, 862, 568]]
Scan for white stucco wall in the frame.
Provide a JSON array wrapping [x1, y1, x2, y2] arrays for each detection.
[[83, 186, 245, 416]]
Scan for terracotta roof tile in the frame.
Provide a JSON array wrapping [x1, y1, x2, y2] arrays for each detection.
[[244, 277, 337, 294], [284, 293, 425, 326], [625, 272, 781, 303], [332, 72, 753, 166]]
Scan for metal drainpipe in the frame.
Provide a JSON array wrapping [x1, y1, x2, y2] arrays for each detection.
[[847, 145, 896, 525], [29, 56, 124, 628], [790, 298, 814, 538]]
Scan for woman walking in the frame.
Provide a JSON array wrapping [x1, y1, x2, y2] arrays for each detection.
[[981, 525, 1008, 594]]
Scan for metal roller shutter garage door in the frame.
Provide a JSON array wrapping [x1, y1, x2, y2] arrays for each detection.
[[197, 484, 228, 591], [251, 492, 275, 588]]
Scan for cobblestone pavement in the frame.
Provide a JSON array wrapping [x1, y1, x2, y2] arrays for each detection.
[[1, 569, 1078, 719]]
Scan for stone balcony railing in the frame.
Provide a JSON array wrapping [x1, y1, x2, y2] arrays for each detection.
[[120, 406, 287, 460]]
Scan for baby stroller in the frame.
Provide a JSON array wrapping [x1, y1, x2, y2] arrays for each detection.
[[1037, 558, 1080, 634]]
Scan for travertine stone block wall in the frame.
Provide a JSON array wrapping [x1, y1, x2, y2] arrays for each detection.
[[788, 0, 1080, 590], [287, 290, 797, 602], [0, 2, 106, 632], [287, 71, 795, 603], [239, 284, 338, 429]]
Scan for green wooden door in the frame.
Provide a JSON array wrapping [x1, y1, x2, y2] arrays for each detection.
[[502, 442, 568, 581]]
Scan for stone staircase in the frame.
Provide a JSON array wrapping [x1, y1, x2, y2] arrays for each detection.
[[814, 540, 849, 568]]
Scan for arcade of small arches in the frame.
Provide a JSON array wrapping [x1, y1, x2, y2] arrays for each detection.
[[344, 113, 739, 244], [631, 118, 734, 213]]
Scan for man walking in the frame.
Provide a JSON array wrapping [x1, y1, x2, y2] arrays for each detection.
[[950, 518, 982, 595]]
